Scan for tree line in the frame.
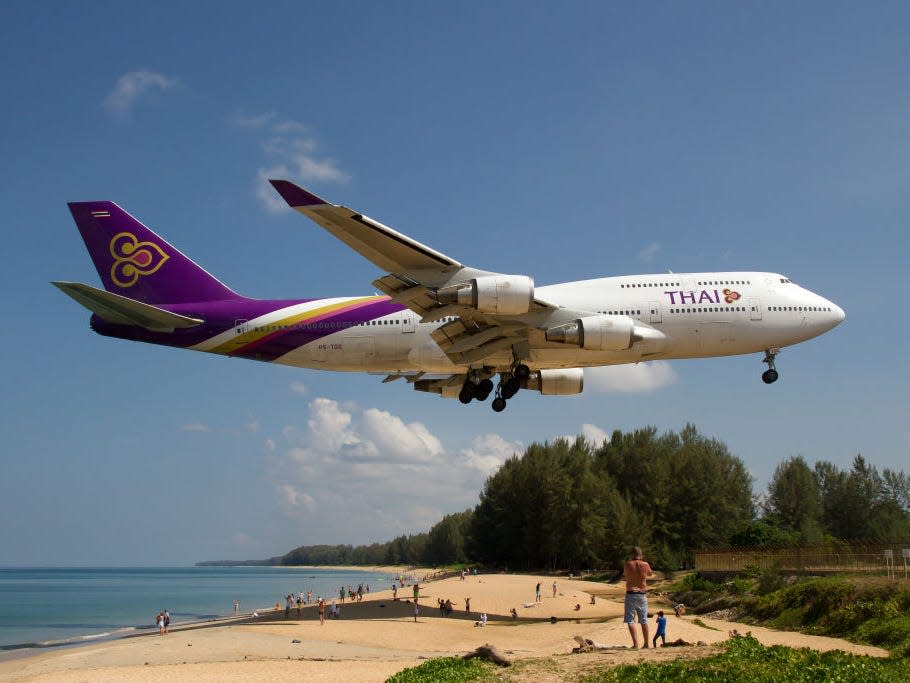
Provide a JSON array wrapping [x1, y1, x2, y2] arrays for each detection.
[[232, 425, 910, 572]]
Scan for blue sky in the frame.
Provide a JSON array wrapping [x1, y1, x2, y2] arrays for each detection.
[[1, 2, 908, 566]]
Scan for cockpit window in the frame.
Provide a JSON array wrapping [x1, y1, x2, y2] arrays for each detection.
[[780, 278, 791, 284]]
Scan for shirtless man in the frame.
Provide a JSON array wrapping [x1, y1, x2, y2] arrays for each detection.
[[623, 545, 653, 648]]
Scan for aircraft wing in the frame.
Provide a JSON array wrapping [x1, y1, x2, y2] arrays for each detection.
[[270, 180, 562, 365]]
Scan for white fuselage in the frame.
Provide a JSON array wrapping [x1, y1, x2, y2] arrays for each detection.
[[270, 272, 844, 374]]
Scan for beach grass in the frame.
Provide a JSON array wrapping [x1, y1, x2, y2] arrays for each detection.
[[385, 656, 494, 682], [578, 635, 910, 683]]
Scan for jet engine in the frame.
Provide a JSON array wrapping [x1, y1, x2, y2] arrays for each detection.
[[436, 275, 534, 315], [522, 368, 584, 395], [545, 314, 635, 351]]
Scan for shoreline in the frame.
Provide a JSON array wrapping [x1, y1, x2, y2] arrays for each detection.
[[0, 573, 888, 682], [0, 565, 416, 659]]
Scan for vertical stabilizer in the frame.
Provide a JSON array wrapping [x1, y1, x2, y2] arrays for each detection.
[[67, 201, 239, 305]]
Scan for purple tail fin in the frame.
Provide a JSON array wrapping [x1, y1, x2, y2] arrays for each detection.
[[68, 201, 239, 305]]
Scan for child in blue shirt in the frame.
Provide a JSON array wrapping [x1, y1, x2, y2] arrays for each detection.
[[652, 610, 667, 647]]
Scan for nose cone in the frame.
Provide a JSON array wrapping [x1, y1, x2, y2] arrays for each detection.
[[832, 303, 845, 324]]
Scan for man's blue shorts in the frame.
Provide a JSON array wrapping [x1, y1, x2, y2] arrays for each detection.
[[623, 592, 648, 624]]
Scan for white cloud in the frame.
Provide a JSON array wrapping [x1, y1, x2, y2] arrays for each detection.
[[236, 112, 349, 212], [290, 381, 308, 396], [584, 361, 678, 393], [103, 70, 176, 114], [280, 485, 316, 512], [581, 423, 609, 445], [181, 422, 210, 432], [638, 242, 662, 262], [361, 408, 444, 463], [460, 434, 522, 475], [265, 398, 516, 541]]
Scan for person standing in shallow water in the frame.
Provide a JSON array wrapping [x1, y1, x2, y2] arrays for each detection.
[[623, 545, 653, 649]]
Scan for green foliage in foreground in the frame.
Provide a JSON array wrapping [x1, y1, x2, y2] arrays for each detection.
[[385, 656, 494, 683], [582, 635, 910, 683], [742, 577, 910, 657]]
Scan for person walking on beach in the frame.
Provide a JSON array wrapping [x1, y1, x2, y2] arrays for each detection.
[[552, 581, 557, 598], [285, 594, 293, 619], [163, 610, 170, 634], [413, 583, 419, 600], [413, 599, 419, 622], [652, 610, 667, 647], [318, 598, 325, 625], [623, 546, 653, 648], [233, 599, 240, 615], [156, 612, 165, 635], [535, 582, 541, 602], [465, 597, 471, 614]]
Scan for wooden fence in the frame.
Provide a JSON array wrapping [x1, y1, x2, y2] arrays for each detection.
[[694, 542, 910, 578]]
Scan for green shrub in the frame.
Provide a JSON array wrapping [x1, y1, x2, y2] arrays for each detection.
[[582, 635, 910, 682], [385, 656, 493, 683], [681, 572, 723, 594]]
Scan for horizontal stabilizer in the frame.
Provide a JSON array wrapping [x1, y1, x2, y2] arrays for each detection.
[[52, 281, 204, 332]]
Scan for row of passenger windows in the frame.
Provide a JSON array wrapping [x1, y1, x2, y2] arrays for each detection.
[[254, 319, 405, 332], [621, 282, 679, 288], [597, 310, 641, 316], [670, 307, 746, 314], [697, 280, 751, 286], [769, 306, 831, 312]]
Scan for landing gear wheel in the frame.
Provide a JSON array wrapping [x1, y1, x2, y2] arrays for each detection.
[[501, 377, 520, 400], [458, 385, 474, 404], [514, 363, 531, 380], [761, 348, 780, 385], [491, 397, 507, 412], [476, 378, 494, 401]]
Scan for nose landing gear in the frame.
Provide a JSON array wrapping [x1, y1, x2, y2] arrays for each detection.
[[761, 348, 780, 384]]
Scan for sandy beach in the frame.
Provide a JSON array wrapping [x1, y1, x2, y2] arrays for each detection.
[[0, 573, 888, 682]]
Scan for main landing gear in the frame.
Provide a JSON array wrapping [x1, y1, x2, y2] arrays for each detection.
[[458, 377, 494, 404], [460, 363, 531, 413], [491, 363, 530, 413], [761, 348, 780, 384]]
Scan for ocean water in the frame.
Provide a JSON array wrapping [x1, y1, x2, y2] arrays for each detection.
[[0, 566, 395, 653]]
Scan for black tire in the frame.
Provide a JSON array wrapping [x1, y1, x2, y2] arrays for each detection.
[[476, 379, 494, 401], [459, 386, 474, 403], [501, 377, 520, 399], [514, 364, 531, 380], [762, 369, 779, 384], [491, 397, 507, 412]]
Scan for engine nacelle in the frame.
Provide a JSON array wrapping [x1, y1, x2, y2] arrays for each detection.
[[522, 368, 584, 395], [436, 275, 534, 316], [545, 314, 634, 351]]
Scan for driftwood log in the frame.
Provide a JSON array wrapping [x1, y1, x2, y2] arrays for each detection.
[[463, 644, 512, 666]]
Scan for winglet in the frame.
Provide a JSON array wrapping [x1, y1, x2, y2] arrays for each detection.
[[268, 180, 330, 208]]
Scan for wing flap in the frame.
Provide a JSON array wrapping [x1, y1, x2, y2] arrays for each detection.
[[52, 281, 204, 331]]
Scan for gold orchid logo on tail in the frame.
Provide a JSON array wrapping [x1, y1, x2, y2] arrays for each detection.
[[109, 232, 169, 287]]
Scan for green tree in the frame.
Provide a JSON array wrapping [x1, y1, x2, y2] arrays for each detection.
[[765, 456, 822, 539]]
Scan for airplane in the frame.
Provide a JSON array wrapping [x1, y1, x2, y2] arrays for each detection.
[[54, 179, 845, 412]]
